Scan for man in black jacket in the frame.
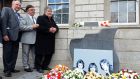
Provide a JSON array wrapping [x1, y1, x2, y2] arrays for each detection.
[[0, 9, 1, 31], [0, 3, 3, 79], [0, 1, 2, 42], [0, 10, 2, 43]]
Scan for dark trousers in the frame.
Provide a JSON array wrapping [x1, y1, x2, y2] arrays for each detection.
[[35, 54, 53, 69], [3, 40, 19, 72]]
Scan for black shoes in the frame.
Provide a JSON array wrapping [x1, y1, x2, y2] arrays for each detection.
[[24, 68, 33, 72], [0, 76, 2, 79], [4, 69, 20, 77], [11, 69, 20, 73], [4, 71, 12, 77], [33, 67, 36, 69], [36, 69, 44, 73]]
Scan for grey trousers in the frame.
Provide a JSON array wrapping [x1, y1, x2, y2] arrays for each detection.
[[22, 43, 35, 69]]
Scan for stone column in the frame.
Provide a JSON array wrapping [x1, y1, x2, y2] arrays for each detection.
[[39, 0, 47, 15]]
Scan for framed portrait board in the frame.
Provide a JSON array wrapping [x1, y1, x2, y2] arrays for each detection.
[[73, 49, 113, 76]]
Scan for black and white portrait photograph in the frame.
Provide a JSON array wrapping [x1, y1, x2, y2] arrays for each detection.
[[73, 49, 113, 76]]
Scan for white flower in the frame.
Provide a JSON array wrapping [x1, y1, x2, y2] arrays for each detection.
[[72, 22, 83, 27], [62, 69, 84, 79]]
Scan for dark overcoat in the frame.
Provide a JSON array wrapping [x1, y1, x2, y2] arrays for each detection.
[[0, 10, 2, 43], [1, 7, 20, 41], [35, 15, 59, 55]]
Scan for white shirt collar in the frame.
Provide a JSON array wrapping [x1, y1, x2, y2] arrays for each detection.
[[27, 14, 36, 24]]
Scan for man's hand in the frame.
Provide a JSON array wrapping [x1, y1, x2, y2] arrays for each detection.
[[32, 24, 39, 29], [49, 27, 56, 33], [3, 35, 9, 41], [52, 27, 56, 33]]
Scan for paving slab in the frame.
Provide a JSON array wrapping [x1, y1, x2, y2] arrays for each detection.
[[0, 67, 43, 79]]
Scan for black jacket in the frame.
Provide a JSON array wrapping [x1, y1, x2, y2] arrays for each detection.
[[0, 10, 1, 28], [0, 10, 2, 43], [1, 7, 20, 41], [35, 15, 59, 55]]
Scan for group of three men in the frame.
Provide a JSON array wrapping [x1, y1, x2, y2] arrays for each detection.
[[1, 1, 39, 77]]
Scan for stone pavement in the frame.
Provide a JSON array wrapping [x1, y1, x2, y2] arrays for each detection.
[[0, 46, 43, 79], [0, 66, 43, 79]]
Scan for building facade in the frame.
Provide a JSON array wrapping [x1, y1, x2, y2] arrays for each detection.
[[1, 0, 140, 73]]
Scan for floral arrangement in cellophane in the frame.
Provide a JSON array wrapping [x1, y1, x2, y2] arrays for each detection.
[[72, 22, 84, 28], [62, 69, 84, 79], [83, 71, 106, 79], [99, 20, 110, 27], [109, 68, 140, 79], [54, 64, 69, 73], [45, 69, 62, 79], [41, 64, 69, 79]]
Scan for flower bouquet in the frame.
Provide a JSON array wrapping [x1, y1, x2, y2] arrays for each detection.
[[72, 22, 84, 28], [53, 64, 69, 73], [62, 69, 84, 79], [99, 20, 110, 27], [45, 69, 62, 79], [40, 64, 69, 79], [84, 71, 106, 79], [109, 68, 140, 79]]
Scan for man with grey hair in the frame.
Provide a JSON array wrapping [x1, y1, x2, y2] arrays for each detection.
[[0, 1, 3, 79], [1, 0, 21, 77]]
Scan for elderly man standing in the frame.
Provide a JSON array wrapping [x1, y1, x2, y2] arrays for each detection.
[[20, 5, 39, 72], [1, 1, 21, 77], [0, 1, 3, 79]]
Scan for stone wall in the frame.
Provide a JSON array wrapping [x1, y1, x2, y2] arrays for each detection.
[[114, 28, 140, 72], [74, 0, 104, 22], [20, 0, 40, 17], [49, 28, 72, 68]]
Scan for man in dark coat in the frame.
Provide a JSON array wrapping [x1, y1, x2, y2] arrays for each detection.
[[0, 0, 2, 43], [1, 1, 21, 77], [0, 9, 2, 43], [35, 6, 59, 73], [0, 1, 3, 79]]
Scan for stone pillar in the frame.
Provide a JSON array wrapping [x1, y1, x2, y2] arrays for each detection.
[[39, 0, 47, 15]]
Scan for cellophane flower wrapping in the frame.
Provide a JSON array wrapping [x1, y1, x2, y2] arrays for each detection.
[[43, 64, 69, 79], [62, 68, 84, 79], [109, 68, 140, 79], [84, 71, 106, 79]]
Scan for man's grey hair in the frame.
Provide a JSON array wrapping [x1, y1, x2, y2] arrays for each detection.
[[44, 6, 52, 14]]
